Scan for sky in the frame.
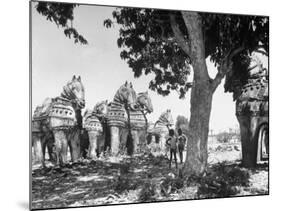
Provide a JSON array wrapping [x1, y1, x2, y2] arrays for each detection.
[[31, 3, 267, 134]]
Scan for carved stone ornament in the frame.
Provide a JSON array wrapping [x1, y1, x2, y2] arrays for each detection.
[[236, 77, 268, 117], [32, 97, 77, 132]]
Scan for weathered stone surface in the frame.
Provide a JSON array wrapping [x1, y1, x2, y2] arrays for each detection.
[[235, 66, 268, 167], [236, 77, 268, 117], [147, 109, 173, 154], [84, 111, 103, 133], [32, 76, 85, 167], [107, 102, 126, 128], [129, 110, 146, 130], [32, 97, 77, 132]]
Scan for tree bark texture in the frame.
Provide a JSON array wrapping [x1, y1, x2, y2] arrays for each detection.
[[172, 11, 215, 176], [183, 80, 213, 176]]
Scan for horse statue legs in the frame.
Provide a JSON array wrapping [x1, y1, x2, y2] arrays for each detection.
[[51, 128, 81, 166], [110, 126, 120, 156], [32, 131, 54, 167], [68, 128, 81, 162], [52, 130, 68, 166], [87, 131, 99, 159], [32, 133, 44, 166], [131, 130, 139, 153]]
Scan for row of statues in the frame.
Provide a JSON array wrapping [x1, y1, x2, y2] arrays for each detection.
[[32, 56, 269, 168], [32, 76, 174, 167]]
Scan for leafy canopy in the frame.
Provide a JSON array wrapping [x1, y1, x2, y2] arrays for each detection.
[[104, 8, 268, 98], [35, 2, 87, 44], [34, 2, 268, 98]]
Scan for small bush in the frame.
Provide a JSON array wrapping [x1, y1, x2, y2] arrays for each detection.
[[160, 176, 185, 196], [216, 132, 233, 143], [114, 175, 138, 193], [119, 163, 130, 175], [139, 182, 157, 202], [151, 155, 167, 166], [188, 163, 250, 198]]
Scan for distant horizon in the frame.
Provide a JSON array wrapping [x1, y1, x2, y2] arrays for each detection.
[[31, 3, 267, 134]]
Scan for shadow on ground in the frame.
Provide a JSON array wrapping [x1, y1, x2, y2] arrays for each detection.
[[32, 154, 268, 209]]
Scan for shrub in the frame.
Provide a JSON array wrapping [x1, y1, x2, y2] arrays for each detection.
[[139, 182, 157, 202], [114, 175, 138, 193], [160, 176, 185, 196], [188, 163, 250, 198], [216, 132, 233, 143]]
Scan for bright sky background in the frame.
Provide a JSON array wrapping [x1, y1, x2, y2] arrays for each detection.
[[31, 3, 267, 133]]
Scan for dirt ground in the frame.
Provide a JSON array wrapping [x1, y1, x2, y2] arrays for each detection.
[[31, 139, 269, 210]]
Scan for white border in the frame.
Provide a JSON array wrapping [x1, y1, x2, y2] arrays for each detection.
[[1, 0, 280, 211]]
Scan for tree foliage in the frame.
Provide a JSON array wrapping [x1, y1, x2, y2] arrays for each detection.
[[34, 3, 269, 98], [104, 8, 269, 98], [216, 131, 235, 143], [35, 2, 88, 44]]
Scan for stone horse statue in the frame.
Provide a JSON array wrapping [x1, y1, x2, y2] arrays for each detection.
[[235, 56, 268, 167], [147, 109, 174, 153], [106, 81, 139, 156], [82, 89, 153, 158], [82, 100, 108, 159], [121, 91, 153, 154], [32, 75, 85, 167]]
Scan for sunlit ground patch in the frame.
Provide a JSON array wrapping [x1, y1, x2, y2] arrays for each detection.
[[77, 174, 114, 182]]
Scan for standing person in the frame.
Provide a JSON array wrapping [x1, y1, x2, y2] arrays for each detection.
[[166, 129, 178, 169], [177, 128, 187, 164]]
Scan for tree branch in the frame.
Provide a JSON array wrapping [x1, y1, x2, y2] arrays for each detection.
[[211, 46, 245, 92], [169, 13, 192, 58], [155, 19, 176, 44]]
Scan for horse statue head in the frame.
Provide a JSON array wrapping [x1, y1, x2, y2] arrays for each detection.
[[155, 109, 174, 128], [113, 81, 137, 110], [136, 91, 153, 113], [93, 100, 108, 116], [61, 75, 85, 109]]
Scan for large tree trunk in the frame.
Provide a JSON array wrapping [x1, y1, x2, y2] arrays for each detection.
[[183, 79, 213, 176], [170, 11, 235, 176], [178, 12, 215, 176]]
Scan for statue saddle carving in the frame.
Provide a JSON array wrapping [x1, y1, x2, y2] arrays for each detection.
[[32, 97, 77, 132], [129, 110, 146, 130], [236, 76, 268, 117], [107, 102, 126, 127], [83, 111, 103, 133]]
